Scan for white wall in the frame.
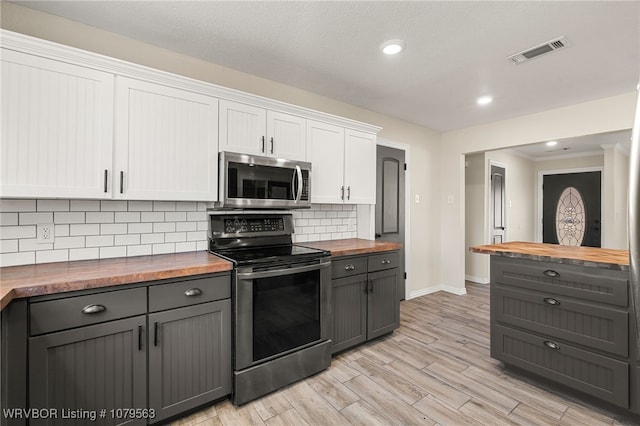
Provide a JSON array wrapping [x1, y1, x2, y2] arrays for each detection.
[[442, 92, 637, 292], [1, 3, 442, 295], [603, 146, 630, 249], [464, 153, 488, 283]]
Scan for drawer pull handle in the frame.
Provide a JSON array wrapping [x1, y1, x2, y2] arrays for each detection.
[[184, 288, 202, 297], [543, 340, 560, 350], [543, 297, 561, 306], [344, 264, 355, 271], [81, 304, 106, 314], [381, 259, 391, 264], [543, 270, 560, 278]]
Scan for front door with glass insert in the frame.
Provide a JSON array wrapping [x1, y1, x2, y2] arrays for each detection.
[[542, 171, 602, 247]]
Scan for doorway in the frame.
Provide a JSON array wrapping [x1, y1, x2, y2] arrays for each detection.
[[375, 145, 406, 300], [542, 171, 602, 247]]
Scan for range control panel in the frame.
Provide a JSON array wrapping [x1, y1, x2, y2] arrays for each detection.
[[223, 217, 285, 234]]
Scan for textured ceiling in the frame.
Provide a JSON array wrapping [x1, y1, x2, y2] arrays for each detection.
[[10, 1, 640, 132]]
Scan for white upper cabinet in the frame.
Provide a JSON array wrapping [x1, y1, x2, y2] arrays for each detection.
[[219, 99, 306, 161], [344, 129, 376, 204], [307, 121, 345, 204], [306, 122, 376, 205], [1, 49, 114, 199], [115, 77, 219, 201]]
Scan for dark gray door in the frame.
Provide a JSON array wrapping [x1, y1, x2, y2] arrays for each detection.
[[148, 300, 231, 422], [543, 172, 601, 247], [490, 164, 506, 244], [367, 269, 400, 340], [375, 145, 405, 300], [29, 316, 147, 426]]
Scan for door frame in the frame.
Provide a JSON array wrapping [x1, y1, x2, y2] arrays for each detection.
[[536, 166, 603, 243], [376, 138, 410, 300], [487, 160, 507, 247]]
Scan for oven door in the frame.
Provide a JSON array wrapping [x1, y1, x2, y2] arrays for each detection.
[[218, 151, 311, 209], [234, 258, 331, 371]]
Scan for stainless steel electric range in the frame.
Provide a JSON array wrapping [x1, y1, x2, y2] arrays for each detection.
[[208, 212, 331, 405]]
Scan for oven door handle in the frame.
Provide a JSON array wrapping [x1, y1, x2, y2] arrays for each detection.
[[237, 259, 330, 280]]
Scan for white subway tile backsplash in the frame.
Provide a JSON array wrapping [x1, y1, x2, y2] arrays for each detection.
[[54, 212, 85, 224], [69, 247, 99, 261], [71, 200, 100, 211], [70, 224, 100, 236], [0, 213, 18, 226], [0, 199, 36, 213], [86, 212, 114, 223], [36, 249, 69, 264], [0, 200, 355, 267], [1, 226, 36, 239], [37, 199, 70, 212], [19, 212, 53, 225]]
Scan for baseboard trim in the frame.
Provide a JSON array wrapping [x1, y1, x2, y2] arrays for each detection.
[[465, 275, 490, 284], [408, 284, 467, 299]]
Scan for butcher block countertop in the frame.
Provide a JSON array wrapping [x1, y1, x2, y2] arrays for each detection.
[[301, 238, 402, 257], [0, 251, 232, 311], [470, 241, 629, 271]]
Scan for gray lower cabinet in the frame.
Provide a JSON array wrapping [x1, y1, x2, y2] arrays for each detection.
[[29, 315, 148, 425], [490, 256, 631, 408], [148, 299, 231, 422], [331, 251, 400, 354]]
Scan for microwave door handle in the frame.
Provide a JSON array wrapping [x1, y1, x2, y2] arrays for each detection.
[[295, 165, 303, 203]]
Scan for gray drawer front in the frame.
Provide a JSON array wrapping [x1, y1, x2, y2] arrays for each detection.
[[494, 325, 629, 408], [492, 257, 628, 307], [332, 256, 368, 279], [494, 285, 628, 357], [367, 251, 399, 273], [148, 275, 230, 312], [30, 287, 147, 336]]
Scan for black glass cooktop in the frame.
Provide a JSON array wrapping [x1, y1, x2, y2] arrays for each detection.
[[211, 244, 329, 267]]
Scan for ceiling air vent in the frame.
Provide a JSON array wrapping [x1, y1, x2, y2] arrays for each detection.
[[507, 36, 569, 64]]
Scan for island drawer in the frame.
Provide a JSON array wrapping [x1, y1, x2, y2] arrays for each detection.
[[148, 274, 230, 312], [493, 324, 629, 408], [332, 256, 368, 279], [30, 287, 147, 336], [492, 257, 628, 307], [493, 284, 628, 357], [367, 251, 400, 273]]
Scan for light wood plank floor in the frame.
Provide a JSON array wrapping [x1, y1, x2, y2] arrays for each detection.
[[171, 283, 639, 425]]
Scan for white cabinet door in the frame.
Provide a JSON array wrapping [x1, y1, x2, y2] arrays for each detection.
[[115, 77, 219, 201], [1, 49, 114, 198], [219, 100, 266, 156], [306, 121, 345, 204], [345, 129, 376, 204], [266, 111, 306, 161]]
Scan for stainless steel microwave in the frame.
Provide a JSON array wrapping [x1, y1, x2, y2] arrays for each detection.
[[215, 151, 311, 209]]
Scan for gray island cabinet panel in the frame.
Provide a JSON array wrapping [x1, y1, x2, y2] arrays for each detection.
[[148, 299, 231, 423], [489, 255, 632, 409], [331, 251, 400, 354]]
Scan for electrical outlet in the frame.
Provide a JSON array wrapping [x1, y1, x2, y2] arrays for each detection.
[[37, 223, 55, 243]]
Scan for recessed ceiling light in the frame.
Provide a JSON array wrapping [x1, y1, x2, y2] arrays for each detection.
[[381, 40, 406, 55], [476, 96, 493, 105], [546, 141, 558, 147]]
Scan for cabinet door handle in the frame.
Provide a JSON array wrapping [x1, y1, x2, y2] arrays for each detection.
[[543, 297, 560, 306], [103, 170, 109, 193], [543, 340, 560, 350], [261, 136, 265, 153], [184, 288, 202, 297], [119, 171, 124, 194], [543, 269, 560, 278], [369, 280, 374, 294], [154, 321, 159, 347], [138, 325, 143, 351], [341, 186, 345, 200], [81, 304, 106, 314], [347, 186, 351, 201], [270, 137, 274, 154]]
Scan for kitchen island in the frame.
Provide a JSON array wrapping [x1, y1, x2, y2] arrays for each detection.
[[470, 241, 637, 414]]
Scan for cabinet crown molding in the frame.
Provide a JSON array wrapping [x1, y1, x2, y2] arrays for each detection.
[[1, 29, 382, 134]]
